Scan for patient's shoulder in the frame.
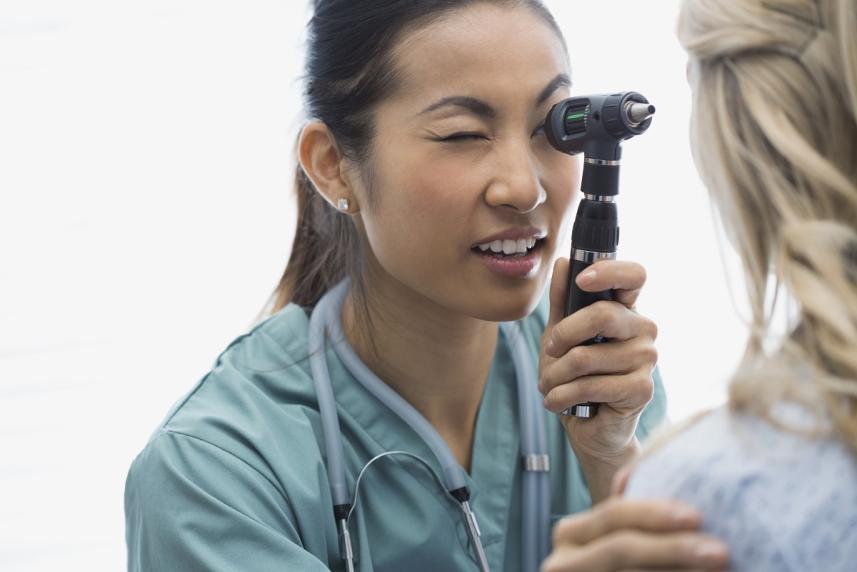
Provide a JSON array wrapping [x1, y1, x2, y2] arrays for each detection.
[[625, 405, 857, 571]]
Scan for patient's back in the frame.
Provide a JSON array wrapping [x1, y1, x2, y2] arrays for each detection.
[[625, 404, 857, 572]]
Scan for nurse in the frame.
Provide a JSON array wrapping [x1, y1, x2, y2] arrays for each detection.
[[124, 1, 727, 571]]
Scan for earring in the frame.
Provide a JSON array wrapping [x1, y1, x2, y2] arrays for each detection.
[[337, 198, 350, 211]]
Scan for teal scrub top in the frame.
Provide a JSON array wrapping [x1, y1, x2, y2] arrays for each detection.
[[124, 292, 666, 571]]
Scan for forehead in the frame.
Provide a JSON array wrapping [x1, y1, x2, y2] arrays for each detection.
[[388, 4, 569, 109]]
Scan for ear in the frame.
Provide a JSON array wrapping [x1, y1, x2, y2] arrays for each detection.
[[297, 121, 359, 213]]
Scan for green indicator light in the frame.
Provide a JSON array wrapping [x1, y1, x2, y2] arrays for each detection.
[[566, 112, 586, 120]]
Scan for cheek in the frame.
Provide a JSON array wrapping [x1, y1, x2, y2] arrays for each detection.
[[396, 162, 466, 212], [544, 152, 580, 216], [362, 161, 475, 262]]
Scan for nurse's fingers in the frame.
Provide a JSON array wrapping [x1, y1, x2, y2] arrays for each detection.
[[575, 259, 647, 310], [546, 301, 657, 359], [542, 530, 729, 572], [542, 369, 655, 414], [553, 499, 703, 546], [539, 337, 657, 394]]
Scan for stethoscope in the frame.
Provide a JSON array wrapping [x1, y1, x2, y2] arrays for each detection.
[[308, 279, 552, 572]]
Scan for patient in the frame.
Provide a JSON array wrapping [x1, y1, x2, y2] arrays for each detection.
[[622, 0, 857, 570]]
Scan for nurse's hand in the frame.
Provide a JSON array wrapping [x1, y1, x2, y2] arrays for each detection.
[[539, 258, 659, 500], [541, 496, 730, 572]]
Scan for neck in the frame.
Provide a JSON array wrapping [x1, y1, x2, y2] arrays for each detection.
[[340, 276, 499, 472]]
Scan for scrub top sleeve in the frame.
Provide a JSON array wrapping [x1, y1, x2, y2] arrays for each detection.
[[125, 429, 330, 572]]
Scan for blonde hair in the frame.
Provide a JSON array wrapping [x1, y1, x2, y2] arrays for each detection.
[[677, 0, 857, 454]]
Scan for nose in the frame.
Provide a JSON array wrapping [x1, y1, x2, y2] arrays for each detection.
[[485, 140, 546, 214]]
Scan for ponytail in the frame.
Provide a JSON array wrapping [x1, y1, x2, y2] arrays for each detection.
[[679, 0, 857, 454], [726, 221, 857, 454]]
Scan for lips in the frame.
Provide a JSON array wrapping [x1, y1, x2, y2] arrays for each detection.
[[471, 238, 545, 278]]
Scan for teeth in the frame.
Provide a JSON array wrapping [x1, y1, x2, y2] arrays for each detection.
[[476, 237, 541, 254]]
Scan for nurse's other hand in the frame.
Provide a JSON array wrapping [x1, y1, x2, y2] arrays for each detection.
[[541, 498, 730, 572], [539, 258, 658, 461]]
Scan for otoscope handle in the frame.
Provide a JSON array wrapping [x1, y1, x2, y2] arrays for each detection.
[[565, 257, 614, 321], [562, 256, 613, 418], [544, 91, 656, 420]]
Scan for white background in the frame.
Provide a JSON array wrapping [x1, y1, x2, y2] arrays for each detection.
[[1, 1, 749, 569]]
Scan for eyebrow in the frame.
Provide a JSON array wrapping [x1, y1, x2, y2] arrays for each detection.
[[416, 73, 571, 119]]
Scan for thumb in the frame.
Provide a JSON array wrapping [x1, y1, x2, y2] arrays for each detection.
[[548, 257, 570, 329]]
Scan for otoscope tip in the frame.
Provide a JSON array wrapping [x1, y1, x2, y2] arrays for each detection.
[[625, 101, 656, 125]]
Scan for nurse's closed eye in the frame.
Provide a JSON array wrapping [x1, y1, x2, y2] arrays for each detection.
[[438, 132, 489, 142], [438, 124, 546, 143]]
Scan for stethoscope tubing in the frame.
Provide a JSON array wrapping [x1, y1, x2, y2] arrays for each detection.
[[308, 279, 551, 572]]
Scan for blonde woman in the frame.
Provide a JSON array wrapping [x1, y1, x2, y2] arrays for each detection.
[[544, 0, 857, 570]]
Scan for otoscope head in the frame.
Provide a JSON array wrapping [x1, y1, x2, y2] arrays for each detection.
[[544, 91, 655, 161]]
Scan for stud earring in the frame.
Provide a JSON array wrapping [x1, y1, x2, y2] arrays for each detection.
[[337, 198, 350, 211]]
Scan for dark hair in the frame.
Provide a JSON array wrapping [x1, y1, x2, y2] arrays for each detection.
[[267, 0, 567, 331]]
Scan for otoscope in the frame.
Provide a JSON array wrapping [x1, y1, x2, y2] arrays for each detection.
[[543, 91, 655, 419]]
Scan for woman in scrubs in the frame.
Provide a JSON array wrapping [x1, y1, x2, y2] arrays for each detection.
[[124, 1, 728, 570]]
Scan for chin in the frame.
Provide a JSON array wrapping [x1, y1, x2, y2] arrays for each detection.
[[468, 283, 543, 323]]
